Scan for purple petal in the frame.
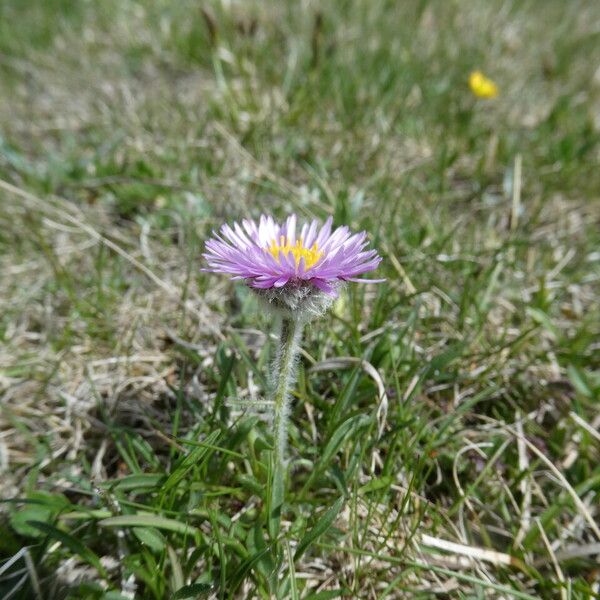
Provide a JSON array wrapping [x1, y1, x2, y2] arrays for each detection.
[[202, 213, 382, 293]]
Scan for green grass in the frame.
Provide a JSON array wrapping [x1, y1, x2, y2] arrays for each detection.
[[1, 0, 599, 598]]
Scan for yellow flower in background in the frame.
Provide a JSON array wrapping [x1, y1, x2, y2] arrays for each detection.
[[469, 70, 498, 99]]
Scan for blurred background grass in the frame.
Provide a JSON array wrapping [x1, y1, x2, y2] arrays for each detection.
[[0, 1, 599, 598]]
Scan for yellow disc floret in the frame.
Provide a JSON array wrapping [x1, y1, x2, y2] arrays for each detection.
[[268, 236, 323, 270]]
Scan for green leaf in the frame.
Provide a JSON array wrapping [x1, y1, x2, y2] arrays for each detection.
[[358, 476, 393, 495], [103, 592, 135, 600], [327, 369, 362, 435], [99, 514, 200, 537], [302, 414, 370, 494], [318, 414, 370, 471], [246, 523, 275, 581], [172, 583, 213, 599], [236, 474, 264, 495], [303, 590, 350, 600], [427, 341, 467, 375], [9, 492, 69, 538], [28, 520, 107, 577], [229, 547, 272, 595], [102, 473, 164, 491], [61, 509, 112, 520], [268, 456, 285, 539], [294, 496, 344, 561], [213, 346, 236, 415], [567, 364, 593, 398], [162, 431, 220, 493], [526, 307, 558, 339], [133, 526, 166, 552], [168, 544, 184, 592], [319, 415, 371, 465]]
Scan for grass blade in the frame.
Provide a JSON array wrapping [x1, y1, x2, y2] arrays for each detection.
[[99, 514, 200, 537], [294, 496, 344, 561], [28, 521, 107, 578]]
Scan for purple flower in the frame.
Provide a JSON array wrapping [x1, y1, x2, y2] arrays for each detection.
[[203, 214, 383, 295]]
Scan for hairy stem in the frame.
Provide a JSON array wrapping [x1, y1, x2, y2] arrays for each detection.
[[269, 316, 303, 540]]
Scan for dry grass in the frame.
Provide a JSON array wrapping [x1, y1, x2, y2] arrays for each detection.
[[1, 1, 599, 598]]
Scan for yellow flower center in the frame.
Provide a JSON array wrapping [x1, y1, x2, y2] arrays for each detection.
[[268, 236, 323, 270]]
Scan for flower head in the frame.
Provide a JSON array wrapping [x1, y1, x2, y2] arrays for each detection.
[[203, 214, 382, 312], [469, 70, 498, 99]]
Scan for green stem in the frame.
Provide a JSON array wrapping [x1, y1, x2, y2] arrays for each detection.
[[268, 316, 303, 540]]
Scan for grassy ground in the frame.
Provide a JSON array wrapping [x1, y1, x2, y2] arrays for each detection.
[[1, 1, 599, 598]]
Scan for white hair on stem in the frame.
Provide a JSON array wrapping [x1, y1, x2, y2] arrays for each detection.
[[271, 316, 303, 464]]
